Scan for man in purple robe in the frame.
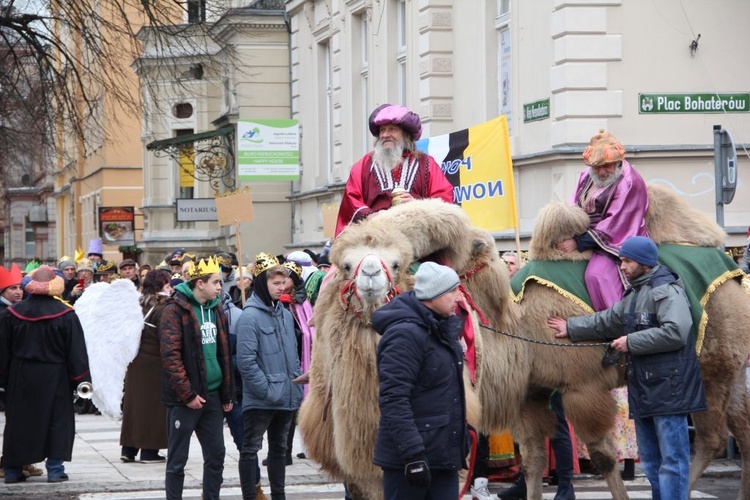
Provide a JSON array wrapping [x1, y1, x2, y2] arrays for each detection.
[[555, 130, 649, 311]]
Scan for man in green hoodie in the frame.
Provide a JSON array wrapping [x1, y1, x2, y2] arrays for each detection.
[[160, 257, 234, 500]]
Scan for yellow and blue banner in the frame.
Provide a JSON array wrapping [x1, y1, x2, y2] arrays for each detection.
[[416, 115, 517, 232]]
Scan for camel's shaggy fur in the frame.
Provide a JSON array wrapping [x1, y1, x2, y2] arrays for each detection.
[[646, 184, 725, 246], [299, 201, 502, 499], [514, 184, 750, 499], [298, 221, 414, 497], [528, 202, 592, 262], [369, 198, 475, 269]]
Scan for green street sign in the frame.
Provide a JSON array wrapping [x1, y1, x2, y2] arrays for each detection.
[[523, 98, 550, 123], [639, 93, 750, 114]]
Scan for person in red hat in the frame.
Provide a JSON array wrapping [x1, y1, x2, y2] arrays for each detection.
[[0, 264, 44, 479], [0, 264, 23, 309], [0, 266, 91, 483], [335, 104, 454, 236]]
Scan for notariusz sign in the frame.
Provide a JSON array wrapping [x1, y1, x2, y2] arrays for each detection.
[[639, 93, 750, 114]]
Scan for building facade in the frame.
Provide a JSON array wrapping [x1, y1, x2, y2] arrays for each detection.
[[136, 0, 292, 264], [52, 1, 145, 264], [287, 0, 750, 250]]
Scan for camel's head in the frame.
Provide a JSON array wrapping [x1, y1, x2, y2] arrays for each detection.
[[330, 219, 414, 314], [529, 202, 592, 261]]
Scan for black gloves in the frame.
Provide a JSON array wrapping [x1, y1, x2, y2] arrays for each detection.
[[404, 454, 431, 488]]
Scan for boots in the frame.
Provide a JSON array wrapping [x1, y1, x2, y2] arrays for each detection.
[[255, 482, 267, 500], [498, 473, 527, 500]]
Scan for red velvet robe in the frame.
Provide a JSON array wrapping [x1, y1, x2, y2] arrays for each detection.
[[335, 151, 454, 236]]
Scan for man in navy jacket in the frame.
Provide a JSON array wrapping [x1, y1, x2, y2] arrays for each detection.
[[372, 262, 469, 499]]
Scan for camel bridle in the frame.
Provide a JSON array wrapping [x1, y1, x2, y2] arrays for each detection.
[[339, 255, 401, 317]]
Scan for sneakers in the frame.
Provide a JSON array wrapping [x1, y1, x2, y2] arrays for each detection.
[[139, 450, 166, 464], [470, 477, 493, 500], [23, 464, 44, 477], [120, 455, 136, 463], [47, 473, 69, 483]]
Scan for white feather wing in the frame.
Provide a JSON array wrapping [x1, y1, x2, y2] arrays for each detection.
[[75, 280, 144, 419]]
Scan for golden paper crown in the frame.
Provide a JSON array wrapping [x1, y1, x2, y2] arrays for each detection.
[[283, 261, 302, 279], [96, 260, 117, 273], [186, 256, 221, 280], [253, 252, 280, 277], [215, 253, 233, 267]]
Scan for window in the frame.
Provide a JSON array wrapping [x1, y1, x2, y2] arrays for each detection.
[[173, 103, 194, 119], [396, 0, 407, 104], [496, 1, 512, 132], [318, 42, 333, 180], [498, 0, 510, 16], [25, 218, 35, 258], [356, 14, 369, 156], [187, 0, 206, 23], [175, 129, 195, 199]]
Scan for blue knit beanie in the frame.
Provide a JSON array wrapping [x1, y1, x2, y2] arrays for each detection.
[[619, 236, 658, 267]]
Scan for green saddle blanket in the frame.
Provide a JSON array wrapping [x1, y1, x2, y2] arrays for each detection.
[[510, 244, 744, 354]]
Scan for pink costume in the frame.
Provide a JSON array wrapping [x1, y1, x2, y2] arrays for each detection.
[[335, 152, 454, 236], [571, 160, 649, 310], [289, 299, 315, 398]]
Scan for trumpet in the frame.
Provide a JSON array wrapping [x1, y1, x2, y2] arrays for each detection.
[[75, 381, 94, 401]]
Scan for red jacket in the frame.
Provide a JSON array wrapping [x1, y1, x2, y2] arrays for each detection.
[[336, 151, 454, 236]]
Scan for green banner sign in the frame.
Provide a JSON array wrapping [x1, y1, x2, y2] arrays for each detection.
[[523, 98, 550, 123], [639, 93, 750, 114], [237, 119, 300, 181]]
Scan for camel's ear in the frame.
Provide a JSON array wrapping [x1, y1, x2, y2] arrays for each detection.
[[471, 236, 489, 258]]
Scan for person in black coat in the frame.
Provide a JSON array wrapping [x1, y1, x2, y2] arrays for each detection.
[[371, 262, 469, 500], [0, 267, 91, 483]]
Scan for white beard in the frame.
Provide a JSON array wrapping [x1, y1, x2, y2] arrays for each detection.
[[589, 165, 623, 188], [372, 139, 405, 172]]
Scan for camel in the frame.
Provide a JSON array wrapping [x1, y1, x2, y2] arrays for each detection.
[[298, 199, 519, 499], [301, 189, 750, 500], [510, 183, 750, 499]]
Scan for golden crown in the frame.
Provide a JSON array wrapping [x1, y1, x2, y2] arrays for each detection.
[[253, 252, 280, 277], [215, 253, 233, 267], [96, 260, 117, 273], [283, 261, 302, 279], [186, 256, 221, 280]]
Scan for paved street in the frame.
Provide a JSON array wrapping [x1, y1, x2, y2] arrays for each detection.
[[0, 413, 742, 499]]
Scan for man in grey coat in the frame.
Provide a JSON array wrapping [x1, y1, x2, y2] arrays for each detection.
[[548, 236, 706, 500], [236, 253, 303, 500]]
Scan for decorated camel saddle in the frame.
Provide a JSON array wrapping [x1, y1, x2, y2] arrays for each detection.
[[512, 242, 743, 353]]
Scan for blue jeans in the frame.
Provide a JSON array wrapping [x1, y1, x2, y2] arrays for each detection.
[[4, 458, 65, 481], [47, 458, 65, 479], [634, 414, 690, 500]]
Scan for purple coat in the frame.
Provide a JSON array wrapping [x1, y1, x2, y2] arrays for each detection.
[[571, 160, 649, 310]]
